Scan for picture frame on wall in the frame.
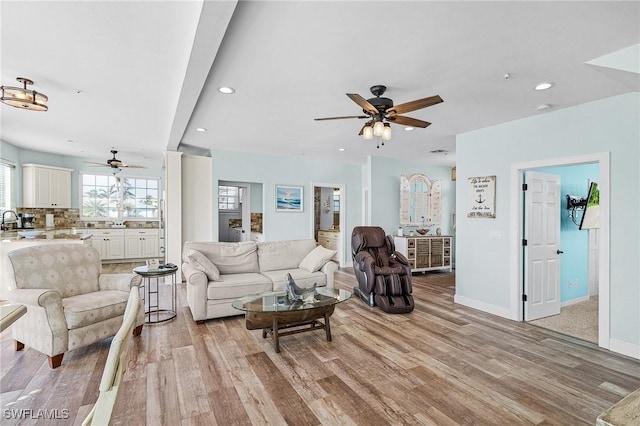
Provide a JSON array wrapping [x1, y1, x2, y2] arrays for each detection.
[[467, 175, 496, 218], [275, 185, 303, 212]]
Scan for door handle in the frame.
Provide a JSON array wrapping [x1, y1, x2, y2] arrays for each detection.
[[557, 250, 564, 254]]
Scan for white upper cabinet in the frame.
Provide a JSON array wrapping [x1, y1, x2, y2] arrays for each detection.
[[23, 164, 72, 208]]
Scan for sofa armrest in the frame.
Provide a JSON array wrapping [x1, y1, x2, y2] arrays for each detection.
[[6, 288, 62, 309], [99, 273, 142, 292], [320, 261, 338, 288], [182, 262, 208, 321]]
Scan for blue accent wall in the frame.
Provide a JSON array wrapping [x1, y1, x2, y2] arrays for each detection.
[[535, 164, 599, 303]]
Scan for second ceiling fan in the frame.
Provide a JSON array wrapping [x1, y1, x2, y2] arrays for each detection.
[[84, 149, 146, 171], [315, 85, 443, 147]]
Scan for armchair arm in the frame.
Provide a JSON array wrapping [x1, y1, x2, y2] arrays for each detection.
[[6, 288, 68, 356], [182, 262, 208, 321], [6, 288, 62, 309], [353, 252, 376, 294], [99, 273, 142, 292], [391, 251, 412, 276], [354, 251, 375, 271]]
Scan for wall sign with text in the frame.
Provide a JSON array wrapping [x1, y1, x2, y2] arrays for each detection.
[[467, 176, 496, 218]]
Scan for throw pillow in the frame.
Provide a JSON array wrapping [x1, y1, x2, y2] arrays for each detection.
[[299, 245, 336, 272], [188, 249, 220, 281]]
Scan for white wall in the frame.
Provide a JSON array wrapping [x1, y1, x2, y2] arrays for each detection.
[[456, 93, 640, 356], [181, 154, 213, 243]]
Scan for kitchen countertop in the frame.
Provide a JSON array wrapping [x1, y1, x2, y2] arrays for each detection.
[[1, 228, 92, 242]]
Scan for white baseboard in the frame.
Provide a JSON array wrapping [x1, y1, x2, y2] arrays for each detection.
[[561, 295, 590, 307], [454, 294, 516, 320], [609, 338, 640, 360]]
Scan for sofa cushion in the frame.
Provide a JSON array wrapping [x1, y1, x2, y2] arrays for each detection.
[[63, 290, 130, 329], [299, 245, 337, 272], [258, 239, 317, 272], [185, 241, 259, 274], [207, 273, 273, 300], [261, 268, 327, 292], [187, 249, 220, 281]]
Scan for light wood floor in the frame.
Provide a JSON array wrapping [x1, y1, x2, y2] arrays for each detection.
[[2, 268, 639, 425]]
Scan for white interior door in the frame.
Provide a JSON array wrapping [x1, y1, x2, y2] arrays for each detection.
[[524, 171, 561, 321]]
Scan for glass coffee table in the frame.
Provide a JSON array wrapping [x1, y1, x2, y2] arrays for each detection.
[[232, 287, 351, 353]]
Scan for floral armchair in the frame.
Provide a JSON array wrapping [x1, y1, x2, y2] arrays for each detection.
[[6, 243, 144, 368]]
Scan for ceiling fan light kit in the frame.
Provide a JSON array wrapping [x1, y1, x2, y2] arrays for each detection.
[[1, 77, 48, 111], [315, 84, 442, 147]]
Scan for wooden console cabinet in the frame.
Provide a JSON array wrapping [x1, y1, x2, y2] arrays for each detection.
[[394, 235, 452, 273]]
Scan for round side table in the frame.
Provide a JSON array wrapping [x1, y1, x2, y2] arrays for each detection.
[[133, 265, 178, 324]]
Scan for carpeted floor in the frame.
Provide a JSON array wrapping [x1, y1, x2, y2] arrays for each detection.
[[529, 296, 598, 343]]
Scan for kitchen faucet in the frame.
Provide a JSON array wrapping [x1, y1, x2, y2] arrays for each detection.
[[1, 210, 18, 231]]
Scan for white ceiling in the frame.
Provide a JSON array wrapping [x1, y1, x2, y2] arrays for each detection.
[[2, 1, 639, 168]]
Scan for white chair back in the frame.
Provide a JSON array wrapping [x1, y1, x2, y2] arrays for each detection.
[[82, 288, 140, 426]]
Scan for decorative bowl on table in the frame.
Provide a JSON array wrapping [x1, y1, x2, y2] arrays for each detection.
[[18, 230, 45, 239], [415, 229, 428, 235]]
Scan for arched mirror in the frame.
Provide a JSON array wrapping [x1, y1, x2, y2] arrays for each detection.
[[399, 173, 442, 226]]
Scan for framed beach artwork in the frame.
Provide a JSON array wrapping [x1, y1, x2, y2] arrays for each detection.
[[275, 185, 303, 212]]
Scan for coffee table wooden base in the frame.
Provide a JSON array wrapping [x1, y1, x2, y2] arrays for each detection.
[[245, 305, 336, 353]]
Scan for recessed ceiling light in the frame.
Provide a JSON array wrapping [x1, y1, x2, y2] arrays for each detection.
[[218, 86, 235, 94], [534, 82, 555, 91], [404, 127, 414, 131], [196, 127, 207, 132], [536, 104, 552, 111], [338, 148, 346, 152]]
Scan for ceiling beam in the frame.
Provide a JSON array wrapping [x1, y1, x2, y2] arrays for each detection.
[[166, 0, 238, 152]]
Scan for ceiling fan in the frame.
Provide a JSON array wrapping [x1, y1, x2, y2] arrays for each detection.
[[84, 149, 146, 171], [315, 85, 443, 147]]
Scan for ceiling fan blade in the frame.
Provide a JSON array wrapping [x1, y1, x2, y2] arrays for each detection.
[[84, 161, 110, 167], [122, 164, 146, 169], [314, 115, 368, 121], [387, 95, 443, 116], [387, 115, 431, 128], [346, 93, 378, 114]]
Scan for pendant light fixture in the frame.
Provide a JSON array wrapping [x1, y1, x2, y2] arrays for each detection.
[[1, 77, 48, 111]]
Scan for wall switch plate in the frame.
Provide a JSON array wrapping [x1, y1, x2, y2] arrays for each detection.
[[489, 230, 502, 240]]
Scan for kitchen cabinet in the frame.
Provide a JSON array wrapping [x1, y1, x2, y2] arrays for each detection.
[[317, 230, 340, 263], [91, 229, 125, 260], [22, 164, 72, 208], [124, 229, 159, 259], [394, 235, 452, 273]]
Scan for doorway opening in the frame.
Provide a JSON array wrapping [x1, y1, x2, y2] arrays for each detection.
[[510, 152, 609, 349], [312, 183, 345, 267], [218, 181, 263, 243], [522, 164, 600, 344]]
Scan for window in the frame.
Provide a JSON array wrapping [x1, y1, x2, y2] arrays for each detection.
[[124, 177, 159, 218], [332, 188, 340, 212], [219, 185, 239, 210], [0, 160, 16, 211], [81, 173, 159, 219]]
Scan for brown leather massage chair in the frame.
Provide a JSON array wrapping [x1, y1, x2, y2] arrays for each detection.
[[351, 226, 414, 314]]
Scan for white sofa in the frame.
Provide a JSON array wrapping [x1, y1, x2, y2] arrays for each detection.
[[182, 239, 338, 322]]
